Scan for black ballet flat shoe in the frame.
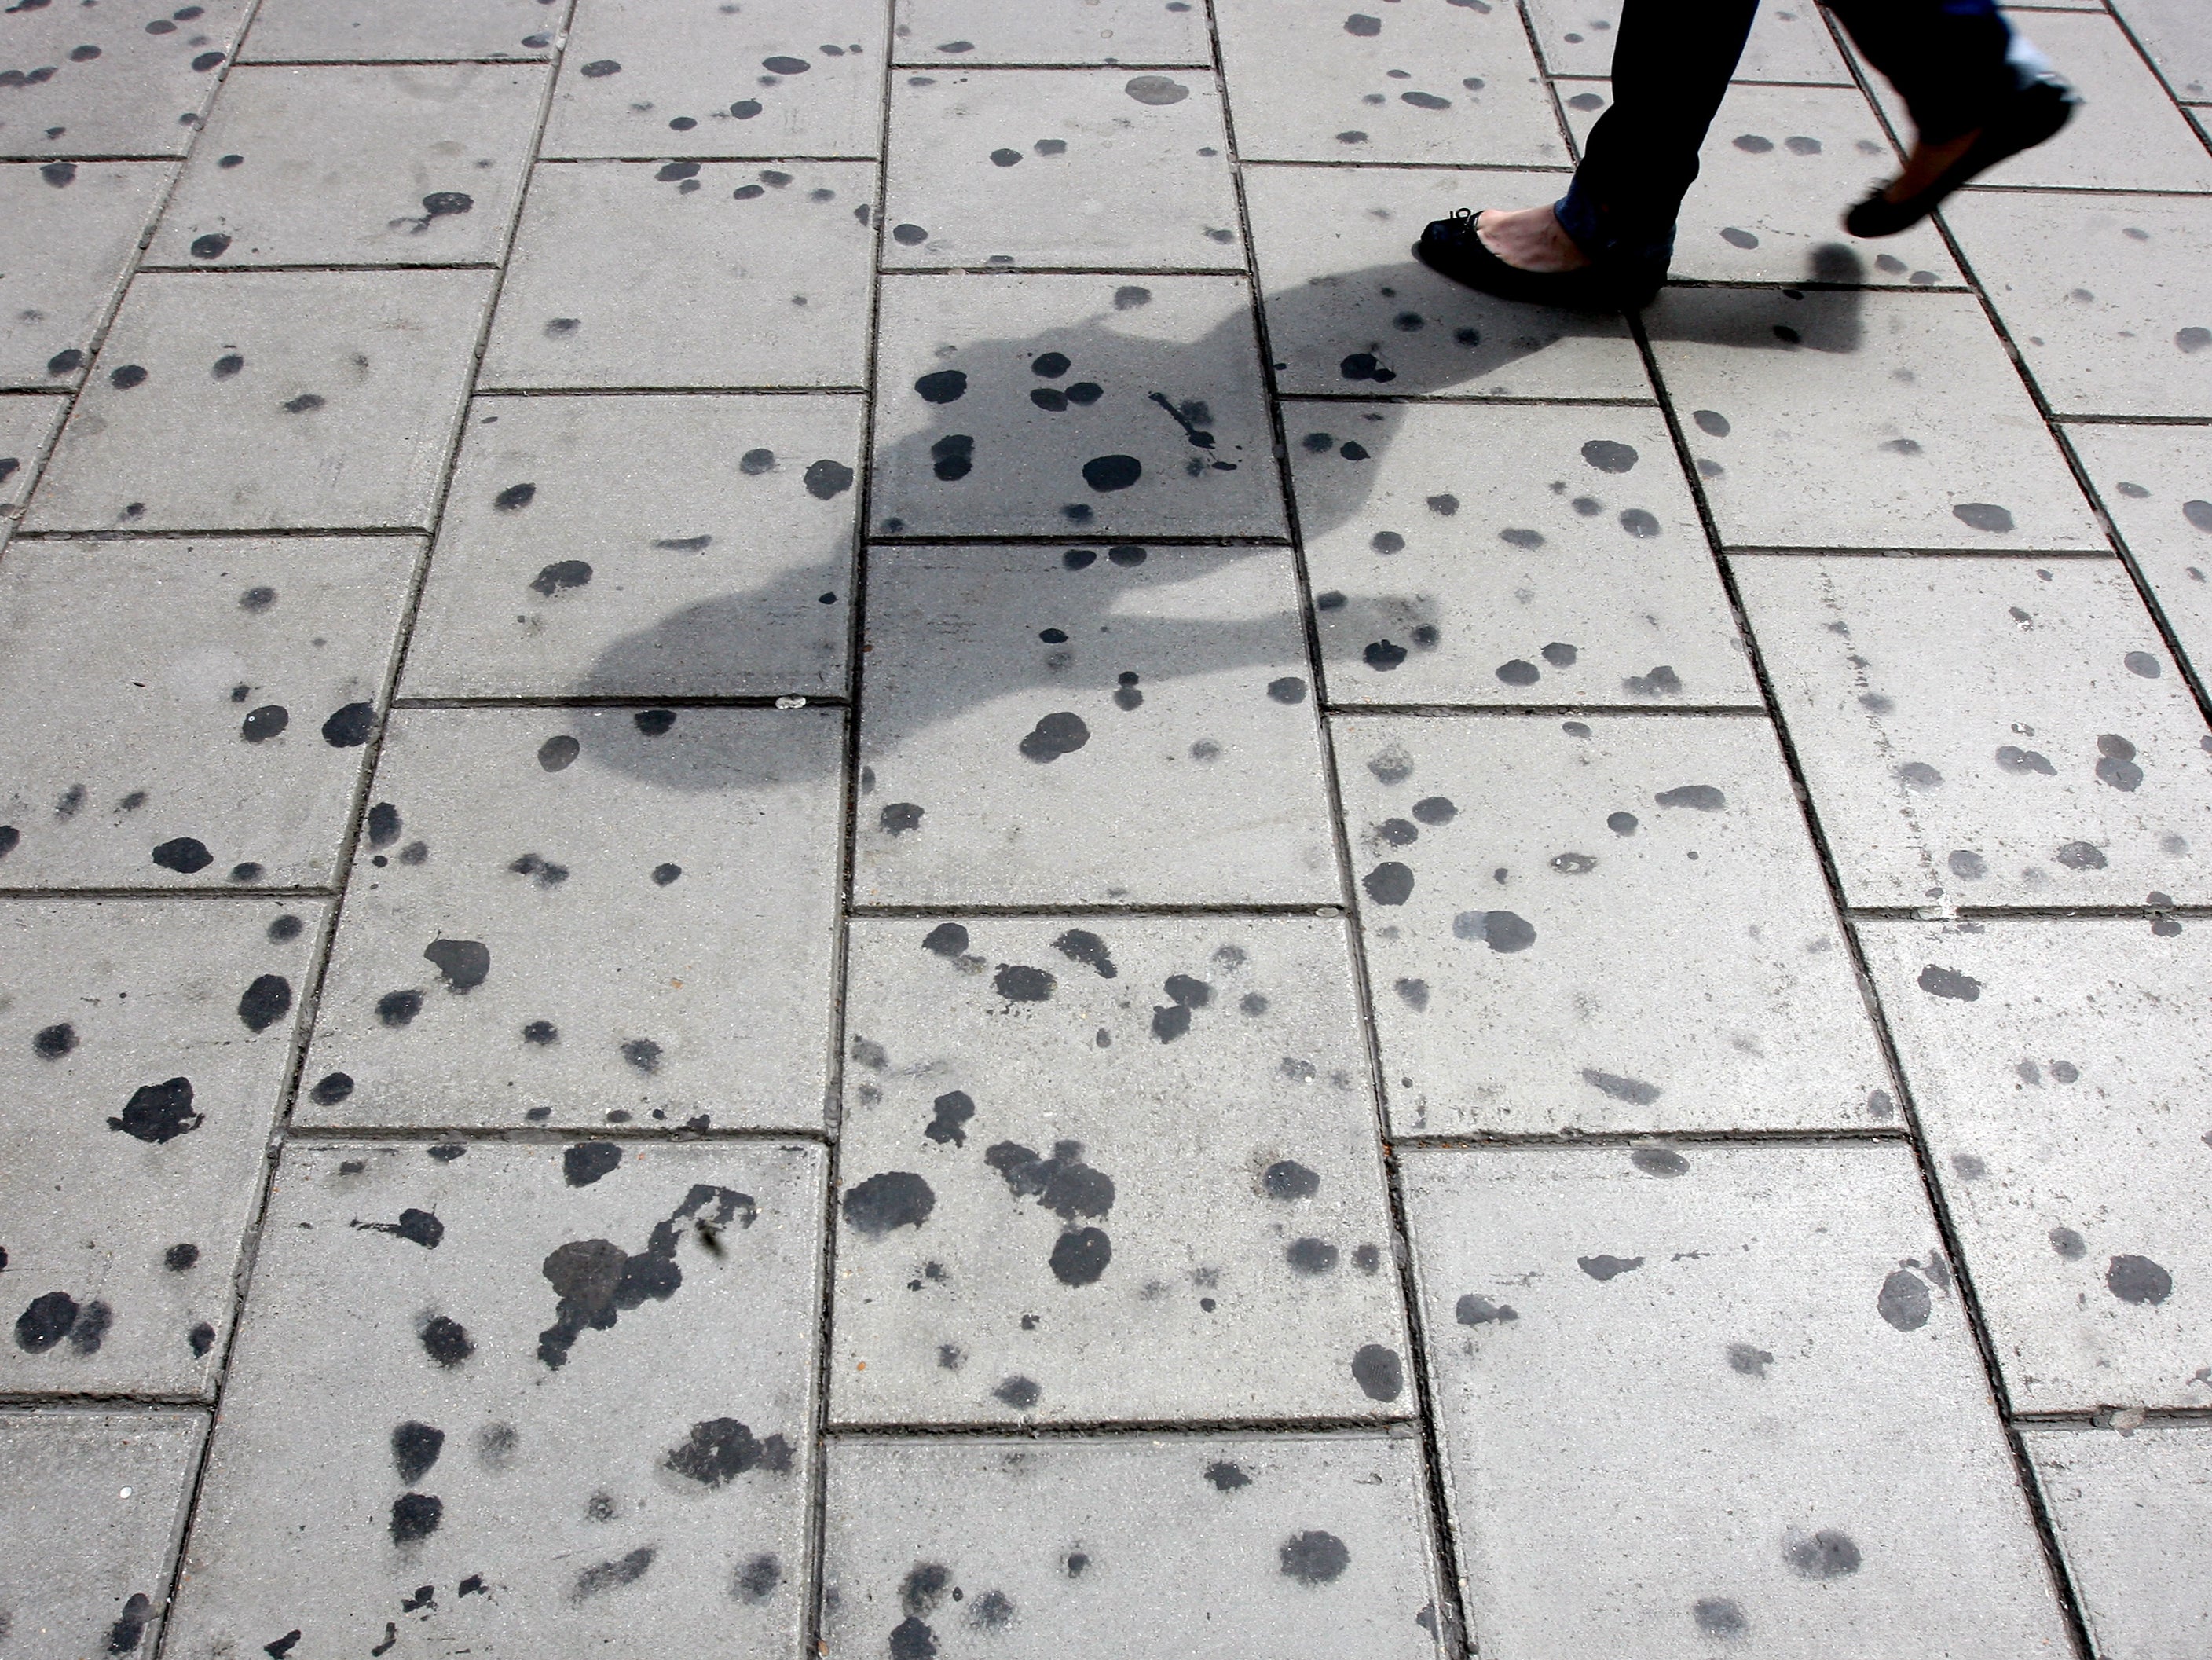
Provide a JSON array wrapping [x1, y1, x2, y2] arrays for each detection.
[[1415, 208, 1664, 312], [1844, 73, 2078, 238]]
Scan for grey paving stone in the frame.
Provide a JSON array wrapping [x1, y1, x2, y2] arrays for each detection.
[[852, 546, 1335, 907], [296, 707, 842, 1133], [1240, 163, 1650, 402], [1401, 1143, 2071, 1659], [240, 0, 568, 63], [892, 0, 1215, 67], [478, 162, 874, 390], [1859, 919, 2212, 1412], [0, 897, 319, 1395], [1945, 190, 2212, 420], [2025, 1426, 2212, 1660], [1287, 402, 1753, 708], [164, 1141, 822, 1660], [831, 917, 1410, 1427], [401, 394, 861, 700], [1334, 714, 1886, 1136], [145, 65, 546, 269], [0, 394, 67, 515], [1525, 0, 1851, 82], [0, 539, 415, 889], [2064, 423, 2212, 683], [26, 270, 492, 533], [870, 273, 1285, 537], [2113, 0, 2212, 101], [881, 68, 1241, 269], [1733, 555, 2212, 909], [822, 1435, 1446, 1657], [0, 1412, 206, 1660], [0, 163, 174, 391], [1560, 82, 1961, 288], [540, 0, 886, 159], [1214, 0, 1563, 166], [1645, 288, 2104, 551], [0, 0, 249, 159]]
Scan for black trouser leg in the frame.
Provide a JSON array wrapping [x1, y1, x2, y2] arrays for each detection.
[[1824, 0, 2023, 144]]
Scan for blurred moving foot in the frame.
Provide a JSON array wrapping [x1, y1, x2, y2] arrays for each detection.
[[1844, 72, 2078, 236]]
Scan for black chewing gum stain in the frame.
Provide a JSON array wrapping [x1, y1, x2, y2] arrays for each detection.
[[924, 1090, 974, 1146], [109, 1077, 201, 1142], [841, 1171, 935, 1238], [390, 1491, 443, 1544], [1052, 928, 1116, 978], [423, 938, 490, 991], [573, 1546, 655, 1603], [391, 1421, 445, 1482], [1280, 1530, 1350, 1584], [353, 1208, 445, 1249], [537, 1185, 755, 1368], [563, 1142, 624, 1187], [663, 1417, 793, 1486], [236, 973, 291, 1032]]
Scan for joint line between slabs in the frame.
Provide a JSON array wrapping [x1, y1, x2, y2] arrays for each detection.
[[822, 1416, 1417, 1441]]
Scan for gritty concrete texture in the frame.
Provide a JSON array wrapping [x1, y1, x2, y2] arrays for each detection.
[[821, 1434, 1448, 1656], [0, 0, 250, 159], [1859, 919, 2212, 1412], [1734, 555, 2212, 909], [0, 539, 415, 889], [401, 394, 862, 699], [2025, 1426, 2212, 1660], [0, 163, 175, 390], [164, 1141, 823, 1660], [832, 916, 1410, 1427], [298, 707, 844, 1132], [0, 395, 67, 515], [240, 0, 569, 63], [1401, 1144, 2071, 1659], [0, 1412, 206, 1660], [1525, 0, 1851, 82], [2064, 423, 2212, 683], [2111, 0, 2212, 104], [893, 0, 1217, 67]]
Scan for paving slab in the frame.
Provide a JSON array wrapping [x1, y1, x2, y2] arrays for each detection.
[[1945, 189, 2212, 420], [852, 546, 1334, 907], [2111, 0, 2212, 103], [832, 916, 1409, 1427], [1287, 401, 1752, 708], [881, 68, 1241, 269], [2063, 423, 2212, 683], [822, 1435, 1445, 1657], [478, 162, 874, 390], [1401, 1143, 2070, 1660], [892, 0, 1214, 67], [1560, 82, 1961, 288], [240, 0, 568, 63], [145, 65, 545, 269], [0, 0, 250, 159], [297, 707, 843, 1133], [0, 899, 320, 1394], [1213, 0, 1562, 166], [401, 394, 861, 700], [870, 273, 1285, 537], [0, 163, 174, 391], [1733, 555, 2212, 909], [0, 394, 67, 515], [1525, 0, 1851, 82], [2025, 1425, 2212, 1660], [27, 270, 491, 533], [0, 539, 415, 889], [1333, 714, 1887, 1136], [1646, 288, 2104, 551], [0, 1412, 206, 1660], [540, 0, 886, 160], [164, 1141, 822, 1660], [1860, 919, 2212, 1412]]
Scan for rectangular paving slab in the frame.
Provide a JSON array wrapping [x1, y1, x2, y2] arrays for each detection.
[[832, 916, 1412, 1427], [0, 897, 322, 1396], [1287, 401, 1753, 708], [2111, 0, 2212, 103], [479, 162, 875, 390], [0, 394, 67, 514], [1240, 163, 1649, 402], [401, 394, 860, 700], [27, 270, 492, 533], [822, 1434, 1446, 1657], [240, 0, 568, 61], [1525, 0, 1850, 81], [164, 1141, 823, 1660], [2064, 423, 2212, 684], [893, 0, 1216, 66], [870, 273, 1285, 537], [0, 0, 249, 158], [1333, 714, 1888, 1137], [1945, 190, 2212, 420], [0, 538, 416, 889], [1401, 1143, 2070, 1660], [1860, 918, 2212, 1412], [296, 706, 843, 1134], [540, 0, 886, 159], [0, 1411, 206, 1660], [1733, 555, 2212, 909], [0, 163, 174, 391], [1646, 288, 2104, 552], [853, 545, 1335, 907], [2025, 1425, 2212, 1660], [881, 68, 1242, 269], [145, 65, 546, 269]]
